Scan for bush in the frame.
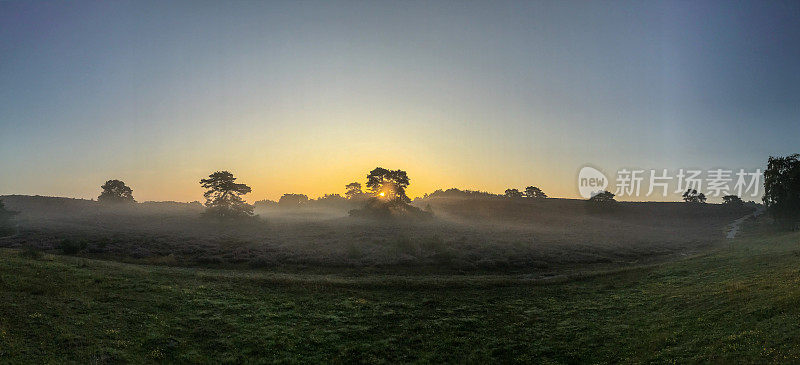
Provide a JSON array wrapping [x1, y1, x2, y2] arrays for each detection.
[[58, 238, 87, 255]]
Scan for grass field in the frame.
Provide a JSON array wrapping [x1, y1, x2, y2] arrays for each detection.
[[1, 217, 799, 363]]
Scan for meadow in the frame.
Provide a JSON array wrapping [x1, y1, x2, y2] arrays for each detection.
[[1, 214, 798, 363], [0, 194, 770, 362]]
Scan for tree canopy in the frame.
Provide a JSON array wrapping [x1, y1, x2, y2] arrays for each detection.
[[763, 154, 800, 228], [366, 168, 410, 202], [524, 186, 547, 199], [504, 188, 523, 198], [345, 182, 364, 200], [722, 195, 744, 207], [98, 180, 135, 204], [199, 171, 253, 219], [278, 193, 309, 209], [682, 189, 707, 203], [588, 190, 616, 203], [421, 188, 502, 200]]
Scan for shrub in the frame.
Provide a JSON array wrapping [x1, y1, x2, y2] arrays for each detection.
[[58, 238, 87, 255]]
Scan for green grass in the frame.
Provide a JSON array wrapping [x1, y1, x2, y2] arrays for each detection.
[[2, 219, 800, 363]]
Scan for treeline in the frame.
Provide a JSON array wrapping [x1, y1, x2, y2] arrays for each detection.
[[5, 153, 797, 227], [254, 193, 352, 210]]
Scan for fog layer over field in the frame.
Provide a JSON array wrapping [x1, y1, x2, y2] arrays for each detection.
[[0, 195, 752, 275]]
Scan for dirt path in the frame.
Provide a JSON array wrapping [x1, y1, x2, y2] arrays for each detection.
[[727, 207, 764, 239]]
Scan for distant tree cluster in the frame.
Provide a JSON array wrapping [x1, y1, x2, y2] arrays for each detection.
[[98, 180, 135, 204], [256, 193, 353, 211], [722, 194, 744, 207], [524, 186, 547, 199], [682, 189, 707, 203], [763, 154, 800, 229], [504, 186, 547, 199], [586, 190, 617, 213], [278, 193, 309, 209], [588, 191, 616, 203], [253, 199, 278, 209], [420, 188, 502, 200], [316, 193, 347, 205]]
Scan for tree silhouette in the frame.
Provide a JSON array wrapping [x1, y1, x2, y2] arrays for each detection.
[[348, 168, 432, 220], [98, 180, 135, 204], [254, 199, 278, 209], [682, 189, 707, 203], [504, 188, 523, 198], [588, 190, 616, 203], [586, 190, 617, 213], [366, 168, 410, 202], [423, 188, 502, 199], [345, 182, 364, 200], [524, 186, 547, 199], [278, 193, 309, 209], [763, 154, 800, 229], [199, 171, 253, 219], [722, 195, 744, 207]]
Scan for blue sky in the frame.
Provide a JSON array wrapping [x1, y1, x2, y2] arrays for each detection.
[[1, 0, 798, 202]]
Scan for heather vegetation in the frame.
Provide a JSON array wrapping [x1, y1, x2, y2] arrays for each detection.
[[0, 192, 752, 274]]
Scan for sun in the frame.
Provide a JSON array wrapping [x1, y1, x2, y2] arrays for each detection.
[[379, 192, 386, 197]]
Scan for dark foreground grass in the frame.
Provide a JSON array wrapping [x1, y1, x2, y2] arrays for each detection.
[[1, 219, 800, 363]]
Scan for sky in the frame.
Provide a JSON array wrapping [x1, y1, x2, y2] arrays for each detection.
[[1, 0, 799, 203]]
